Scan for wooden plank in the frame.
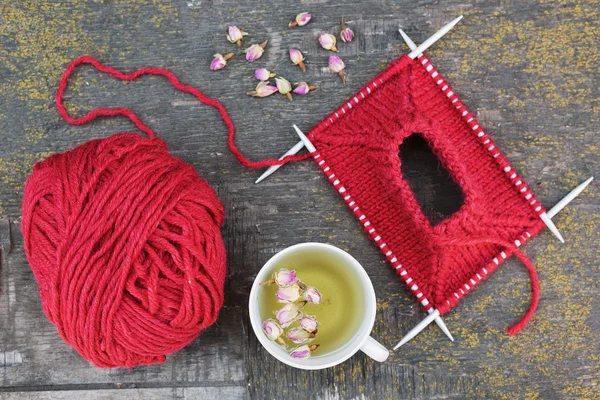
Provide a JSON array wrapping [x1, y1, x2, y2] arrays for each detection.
[[0, 0, 598, 399], [0, 387, 248, 400]]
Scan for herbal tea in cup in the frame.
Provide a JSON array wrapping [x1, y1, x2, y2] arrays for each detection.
[[249, 243, 389, 369]]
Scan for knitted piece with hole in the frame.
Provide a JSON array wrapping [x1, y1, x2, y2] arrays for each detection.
[[306, 54, 546, 326]]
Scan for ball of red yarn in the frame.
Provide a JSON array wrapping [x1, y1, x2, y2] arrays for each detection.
[[21, 133, 226, 368]]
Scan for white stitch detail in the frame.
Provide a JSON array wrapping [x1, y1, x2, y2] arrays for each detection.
[[400, 270, 407, 276], [318, 160, 325, 165], [406, 278, 413, 284], [442, 85, 448, 91], [390, 257, 397, 263], [339, 187, 346, 193], [535, 206, 541, 212], [426, 65, 433, 72], [525, 194, 532, 200], [478, 132, 485, 137], [493, 257, 499, 265], [374, 236, 381, 241], [432, 71, 438, 78], [364, 221, 371, 227], [483, 268, 488, 274], [422, 299, 429, 306], [333, 179, 340, 185], [359, 215, 365, 220]]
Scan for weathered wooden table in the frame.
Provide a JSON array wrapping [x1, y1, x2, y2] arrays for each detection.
[[1, 1, 598, 399]]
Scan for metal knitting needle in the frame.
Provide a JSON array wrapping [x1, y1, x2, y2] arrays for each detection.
[[254, 16, 464, 185], [294, 123, 453, 344], [394, 177, 594, 349]]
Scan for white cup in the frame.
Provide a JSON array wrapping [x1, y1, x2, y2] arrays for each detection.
[[249, 242, 389, 370]]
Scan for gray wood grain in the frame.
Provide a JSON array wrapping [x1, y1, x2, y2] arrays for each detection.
[[0, 0, 598, 399]]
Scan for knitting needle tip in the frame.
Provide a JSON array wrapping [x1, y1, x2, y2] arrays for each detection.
[[254, 140, 306, 184], [547, 176, 593, 219], [431, 311, 454, 342], [408, 15, 463, 59], [539, 213, 565, 243], [293, 125, 316, 152], [394, 309, 440, 350]]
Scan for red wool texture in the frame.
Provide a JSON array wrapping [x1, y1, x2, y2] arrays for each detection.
[[305, 54, 546, 335], [21, 56, 247, 368]]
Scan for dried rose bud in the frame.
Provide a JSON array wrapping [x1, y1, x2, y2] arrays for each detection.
[[276, 285, 301, 303], [245, 41, 268, 62], [299, 316, 319, 333], [226, 25, 248, 47], [254, 68, 276, 81], [289, 48, 306, 72], [275, 77, 293, 102], [275, 302, 305, 328], [247, 81, 278, 98], [319, 33, 338, 52], [290, 344, 320, 359], [275, 269, 298, 286], [287, 327, 316, 344], [289, 12, 312, 27], [340, 17, 354, 43], [210, 53, 233, 71], [303, 286, 321, 304], [293, 82, 317, 95], [328, 55, 346, 86], [262, 319, 286, 346]]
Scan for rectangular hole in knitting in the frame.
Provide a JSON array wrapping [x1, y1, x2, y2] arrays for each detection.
[[399, 134, 464, 226]]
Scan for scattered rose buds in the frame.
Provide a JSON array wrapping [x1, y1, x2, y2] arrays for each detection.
[[289, 48, 306, 72], [247, 81, 278, 98], [254, 68, 276, 81], [276, 285, 301, 303], [245, 40, 268, 62], [210, 53, 234, 71], [289, 12, 312, 27], [319, 33, 338, 52], [226, 25, 248, 47], [275, 77, 293, 102], [293, 82, 317, 95], [287, 327, 316, 344], [299, 316, 319, 333], [328, 55, 346, 86], [340, 16, 354, 43], [303, 286, 322, 304], [263, 319, 286, 346], [290, 344, 320, 359], [275, 301, 305, 328]]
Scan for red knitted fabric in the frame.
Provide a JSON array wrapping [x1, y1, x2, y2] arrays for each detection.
[[22, 56, 235, 368], [304, 54, 546, 334]]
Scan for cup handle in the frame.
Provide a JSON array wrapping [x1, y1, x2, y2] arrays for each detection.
[[360, 336, 389, 362]]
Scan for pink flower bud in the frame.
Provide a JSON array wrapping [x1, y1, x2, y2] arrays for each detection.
[[226, 25, 248, 47], [247, 81, 278, 98], [289, 48, 306, 72], [328, 55, 346, 86], [276, 285, 301, 303], [328, 55, 345, 72], [340, 27, 354, 43], [275, 302, 304, 328], [210, 53, 233, 71], [340, 16, 354, 43], [275, 269, 297, 286], [287, 327, 315, 344], [319, 33, 338, 52], [303, 286, 321, 304], [244, 41, 267, 62], [275, 77, 293, 102], [262, 319, 284, 341], [299, 316, 319, 332], [293, 82, 317, 95], [290, 344, 320, 359], [289, 12, 312, 27], [254, 68, 275, 81]]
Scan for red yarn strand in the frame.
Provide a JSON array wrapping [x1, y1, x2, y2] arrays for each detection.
[[56, 55, 310, 168]]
